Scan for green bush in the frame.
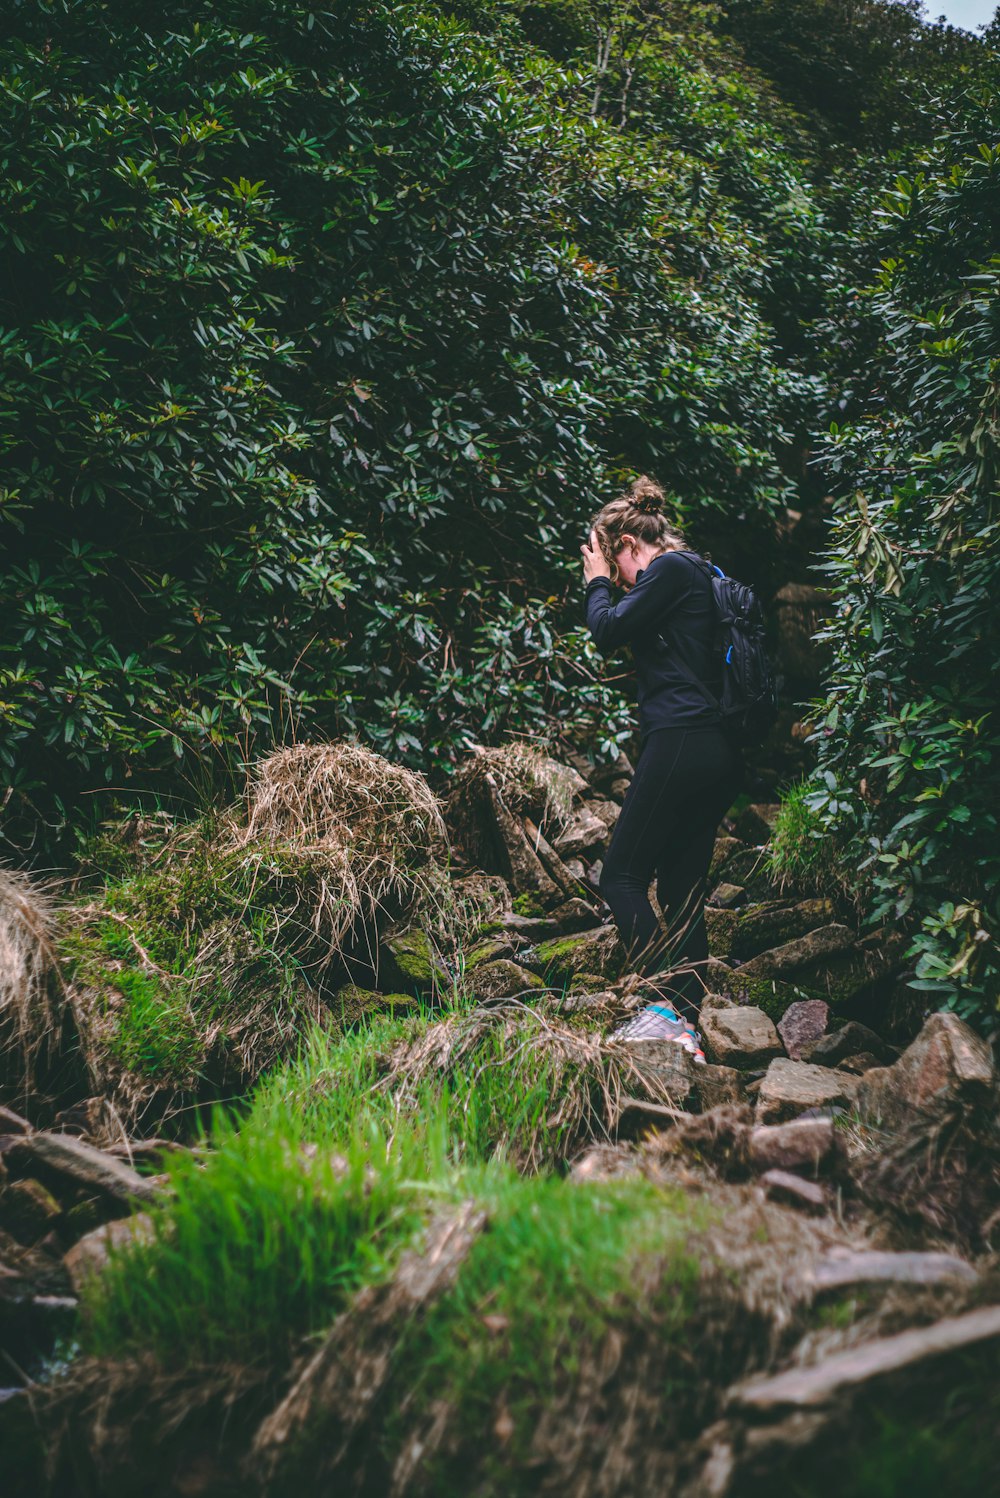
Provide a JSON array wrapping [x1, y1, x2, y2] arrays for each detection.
[[0, 0, 810, 854], [798, 80, 1000, 1029]]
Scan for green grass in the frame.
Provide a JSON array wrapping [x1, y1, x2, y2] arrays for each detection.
[[766, 777, 855, 905], [83, 1099, 444, 1365], [381, 1170, 709, 1483]]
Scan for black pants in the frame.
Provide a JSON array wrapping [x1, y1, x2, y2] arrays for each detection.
[[599, 724, 744, 1022]]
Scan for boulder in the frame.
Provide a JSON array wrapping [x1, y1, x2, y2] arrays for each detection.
[[615, 1040, 697, 1107], [525, 925, 624, 986], [547, 897, 601, 932], [466, 960, 546, 1004], [695, 1064, 746, 1111], [731, 899, 837, 962], [736, 924, 856, 982], [800, 1020, 892, 1068], [709, 836, 745, 882], [777, 1000, 830, 1061], [551, 804, 611, 860], [856, 1012, 993, 1129], [755, 1059, 860, 1124], [7, 1132, 161, 1206], [703, 959, 811, 1024], [748, 1116, 837, 1176], [462, 936, 518, 972], [701, 1006, 782, 1070]]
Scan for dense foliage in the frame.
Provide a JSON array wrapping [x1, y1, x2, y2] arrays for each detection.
[[798, 78, 1000, 1025], [0, 0, 813, 852]]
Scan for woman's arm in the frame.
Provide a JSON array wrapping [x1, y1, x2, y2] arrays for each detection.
[[584, 553, 689, 655]]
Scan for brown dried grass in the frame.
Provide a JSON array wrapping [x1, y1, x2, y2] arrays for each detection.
[[0, 862, 65, 1094], [226, 742, 454, 954]]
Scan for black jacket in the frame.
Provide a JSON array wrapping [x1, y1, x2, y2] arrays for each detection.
[[584, 549, 722, 738]]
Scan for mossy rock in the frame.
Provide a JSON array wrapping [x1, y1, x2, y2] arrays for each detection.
[[512, 891, 546, 919], [462, 936, 517, 972], [564, 970, 613, 995], [466, 959, 546, 1003], [382, 929, 450, 997], [713, 846, 781, 899], [706, 961, 816, 1023], [705, 907, 740, 961], [731, 898, 836, 961], [709, 835, 745, 881], [330, 985, 417, 1025], [524, 925, 624, 986]]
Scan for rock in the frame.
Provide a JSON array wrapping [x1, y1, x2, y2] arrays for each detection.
[[805, 1249, 978, 1293], [731, 1304, 1000, 1414], [748, 1116, 836, 1176], [551, 805, 611, 860], [526, 925, 624, 986], [481, 774, 562, 903], [0, 1107, 30, 1136], [705, 907, 740, 960], [707, 964, 813, 1024], [801, 1021, 893, 1068], [462, 936, 518, 972], [331, 985, 413, 1025], [771, 581, 834, 684], [731, 900, 836, 962], [547, 897, 600, 932], [856, 1012, 994, 1129], [709, 882, 745, 910], [382, 929, 451, 998], [64, 1212, 155, 1293], [0, 1180, 61, 1245], [709, 836, 745, 881], [614, 1040, 697, 1107], [701, 1007, 782, 1070], [836, 1052, 881, 1074], [8, 1132, 161, 1206], [523, 816, 580, 900], [759, 1169, 828, 1213], [737, 924, 856, 982], [493, 912, 561, 939], [578, 797, 621, 835], [755, 1059, 860, 1125], [563, 858, 587, 880], [777, 1000, 829, 1060], [733, 803, 781, 845], [466, 960, 546, 1003], [712, 845, 773, 896], [617, 1096, 688, 1139], [695, 1064, 745, 1110]]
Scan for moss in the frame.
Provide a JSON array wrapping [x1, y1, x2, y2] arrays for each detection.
[[384, 928, 449, 994], [705, 906, 740, 960], [530, 927, 621, 985], [511, 891, 545, 918], [712, 967, 816, 1022], [462, 937, 512, 972]]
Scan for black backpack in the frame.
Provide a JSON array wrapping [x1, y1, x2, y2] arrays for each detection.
[[661, 552, 778, 749]]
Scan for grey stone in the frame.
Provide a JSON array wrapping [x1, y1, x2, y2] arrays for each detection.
[[748, 1116, 836, 1175], [737, 925, 856, 982], [466, 959, 546, 1003], [806, 1249, 977, 1293], [856, 1012, 993, 1129], [547, 897, 601, 932], [64, 1212, 155, 1293], [731, 1305, 1000, 1413], [778, 1000, 830, 1060], [10, 1131, 162, 1205], [801, 1021, 893, 1068], [755, 1059, 860, 1125], [696, 1064, 746, 1111], [552, 805, 611, 859], [709, 882, 745, 909], [701, 1006, 782, 1070], [759, 1169, 828, 1213]]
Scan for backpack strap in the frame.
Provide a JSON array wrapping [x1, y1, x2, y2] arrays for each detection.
[[657, 551, 725, 716]]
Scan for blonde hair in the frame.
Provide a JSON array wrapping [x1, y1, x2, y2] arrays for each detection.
[[589, 475, 687, 586]]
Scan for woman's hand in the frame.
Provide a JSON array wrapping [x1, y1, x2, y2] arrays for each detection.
[[581, 526, 611, 583]]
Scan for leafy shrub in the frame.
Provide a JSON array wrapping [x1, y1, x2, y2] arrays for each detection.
[[795, 82, 1000, 1029]]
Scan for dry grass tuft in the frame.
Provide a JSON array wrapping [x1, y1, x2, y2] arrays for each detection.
[[0, 862, 64, 1093], [376, 1000, 696, 1171], [227, 742, 453, 955]]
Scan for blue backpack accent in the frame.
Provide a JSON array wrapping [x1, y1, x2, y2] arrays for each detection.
[[661, 552, 779, 749]]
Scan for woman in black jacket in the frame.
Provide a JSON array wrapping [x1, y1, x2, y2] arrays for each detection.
[[581, 475, 745, 1059]]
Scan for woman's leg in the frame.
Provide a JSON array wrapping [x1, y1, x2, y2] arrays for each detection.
[[601, 726, 742, 1024], [598, 728, 692, 974], [651, 748, 743, 1021]]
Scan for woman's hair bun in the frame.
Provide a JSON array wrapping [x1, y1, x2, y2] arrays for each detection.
[[628, 475, 664, 516]]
